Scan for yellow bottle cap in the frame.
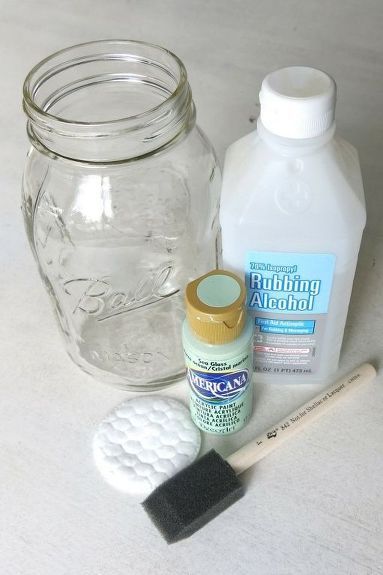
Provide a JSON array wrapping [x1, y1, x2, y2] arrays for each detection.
[[185, 269, 246, 345]]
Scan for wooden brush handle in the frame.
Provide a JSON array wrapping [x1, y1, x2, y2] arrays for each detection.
[[227, 363, 376, 475]]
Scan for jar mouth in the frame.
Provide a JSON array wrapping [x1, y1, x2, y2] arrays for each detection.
[[23, 40, 194, 162], [23, 39, 188, 127]]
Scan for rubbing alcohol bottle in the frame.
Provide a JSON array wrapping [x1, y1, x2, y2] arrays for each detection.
[[221, 67, 366, 384]]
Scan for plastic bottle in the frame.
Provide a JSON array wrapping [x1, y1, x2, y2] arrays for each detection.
[[182, 270, 253, 434], [220, 66, 366, 384]]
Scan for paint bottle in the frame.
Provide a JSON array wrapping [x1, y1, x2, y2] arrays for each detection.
[[220, 67, 366, 384], [182, 270, 253, 434]]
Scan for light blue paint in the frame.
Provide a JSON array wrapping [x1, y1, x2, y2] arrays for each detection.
[[197, 274, 241, 307]]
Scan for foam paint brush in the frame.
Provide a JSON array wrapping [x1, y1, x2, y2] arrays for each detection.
[[143, 363, 376, 543]]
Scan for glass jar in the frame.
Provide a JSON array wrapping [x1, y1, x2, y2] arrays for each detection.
[[22, 40, 221, 390]]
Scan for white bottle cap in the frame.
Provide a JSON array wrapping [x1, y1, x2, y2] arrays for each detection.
[[259, 66, 336, 139]]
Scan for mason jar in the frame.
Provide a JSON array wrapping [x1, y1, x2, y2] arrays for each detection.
[[22, 40, 221, 390]]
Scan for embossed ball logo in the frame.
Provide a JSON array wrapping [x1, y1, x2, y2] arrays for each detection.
[[187, 369, 249, 403]]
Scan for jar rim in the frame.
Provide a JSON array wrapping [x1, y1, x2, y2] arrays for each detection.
[[23, 39, 188, 130]]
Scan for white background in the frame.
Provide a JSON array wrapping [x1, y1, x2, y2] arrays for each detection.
[[1, 1, 383, 574]]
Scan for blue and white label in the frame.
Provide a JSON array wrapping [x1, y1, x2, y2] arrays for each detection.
[[184, 347, 253, 434], [246, 252, 335, 314], [246, 251, 336, 376], [255, 317, 315, 335], [187, 368, 249, 404]]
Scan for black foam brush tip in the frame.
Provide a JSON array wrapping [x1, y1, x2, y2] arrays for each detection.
[[142, 449, 244, 543]]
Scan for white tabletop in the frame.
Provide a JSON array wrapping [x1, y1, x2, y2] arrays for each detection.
[[1, 1, 383, 573]]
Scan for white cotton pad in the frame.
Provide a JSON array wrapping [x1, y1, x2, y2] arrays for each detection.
[[93, 396, 201, 500]]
